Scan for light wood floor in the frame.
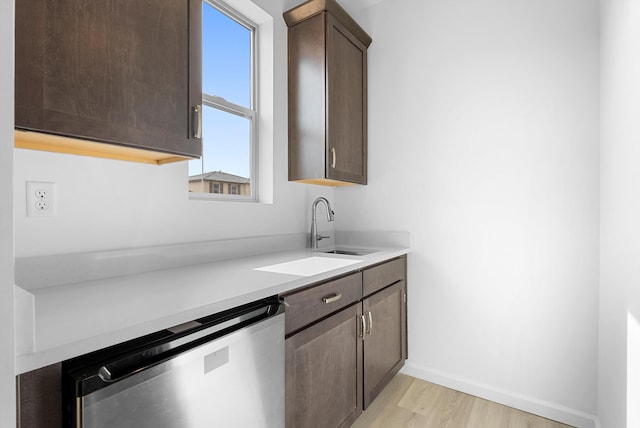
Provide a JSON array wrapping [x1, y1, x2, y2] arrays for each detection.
[[351, 374, 574, 428]]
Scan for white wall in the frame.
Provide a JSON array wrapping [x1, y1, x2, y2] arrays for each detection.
[[13, 0, 333, 258], [599, 0, 640, 427], [338, 0, 600, 425], [0, 0, 15, 424]]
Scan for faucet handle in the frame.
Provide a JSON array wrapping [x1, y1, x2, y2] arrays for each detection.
[[316, 234, 331, 241]]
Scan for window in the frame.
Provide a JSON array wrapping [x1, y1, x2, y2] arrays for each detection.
[[188, 0, 257, 201]]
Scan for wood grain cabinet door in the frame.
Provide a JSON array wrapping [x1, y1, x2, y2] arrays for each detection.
[[326, 13, 368, 184], [285, 0, 370, 185], [15, 0, 202, 157], [285, 303, 363, 428], [362, 280, 407, 409]]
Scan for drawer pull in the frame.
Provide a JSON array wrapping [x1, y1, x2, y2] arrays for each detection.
[[322, 293, 342, 304]]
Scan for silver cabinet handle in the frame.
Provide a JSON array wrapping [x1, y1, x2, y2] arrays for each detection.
[[366, 311, 373, 335], [322, 293, 342, 304], [192, 105, 202, 139], [360, 314, 366, 339], [330, 147, 336, 168]]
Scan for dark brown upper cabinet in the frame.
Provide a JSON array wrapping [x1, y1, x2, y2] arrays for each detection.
[[14, 0, 202, 165], [285, 0, 372, 186]]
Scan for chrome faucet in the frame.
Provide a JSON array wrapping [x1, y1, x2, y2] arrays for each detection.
[[310, 197, 335, 250]]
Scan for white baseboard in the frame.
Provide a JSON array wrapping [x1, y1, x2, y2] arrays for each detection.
[[400, 361, 601, 428]]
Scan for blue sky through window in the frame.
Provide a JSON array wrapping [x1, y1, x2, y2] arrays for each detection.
[[189, 1, 252, 179], [202, 3, 251, 106]]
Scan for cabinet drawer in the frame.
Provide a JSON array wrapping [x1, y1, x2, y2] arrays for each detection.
[[283, 272, 362, 335], [363, 256, 406, 297]]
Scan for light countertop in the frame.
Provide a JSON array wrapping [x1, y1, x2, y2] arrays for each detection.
[[15, 231, 410, 374]]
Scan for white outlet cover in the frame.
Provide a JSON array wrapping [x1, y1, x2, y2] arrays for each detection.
[[26, 181, 56, 217]]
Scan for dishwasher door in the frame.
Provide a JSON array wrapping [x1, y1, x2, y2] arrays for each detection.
[[71, 305, 284, 428]]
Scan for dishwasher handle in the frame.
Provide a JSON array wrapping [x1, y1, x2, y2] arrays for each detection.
[[94, 310, 270, 385], [72, 298, 283, 396], [98, 366, 114, 383]]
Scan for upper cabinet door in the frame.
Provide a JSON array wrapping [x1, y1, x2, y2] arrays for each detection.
[[326, 13, 368, 184], [285, 0, 371, 186], [15, 0, 202, 160]]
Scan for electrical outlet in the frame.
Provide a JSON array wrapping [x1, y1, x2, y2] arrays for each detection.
[[26, 181, 55, 217]]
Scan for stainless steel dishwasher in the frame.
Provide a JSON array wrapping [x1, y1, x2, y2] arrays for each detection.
[[62, 296, 285, 428]]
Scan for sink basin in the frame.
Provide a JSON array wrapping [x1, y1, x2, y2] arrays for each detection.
[[254, 256, 361, 277], [324, 248, 374, 256]]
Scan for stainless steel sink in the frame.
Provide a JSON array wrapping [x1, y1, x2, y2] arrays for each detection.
[[324, 248, 374, 256]]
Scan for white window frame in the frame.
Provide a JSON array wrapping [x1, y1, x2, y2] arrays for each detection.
[[190, 0, 259, 202]]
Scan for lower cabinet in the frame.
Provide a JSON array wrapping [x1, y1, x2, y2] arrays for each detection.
[[283, 256, 408, 428], [16, 363, 63, 428], [362, 280, 407, 408], [285, 303, 363, 428]]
